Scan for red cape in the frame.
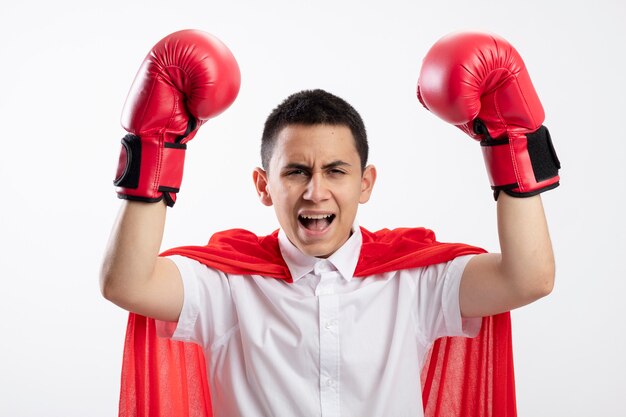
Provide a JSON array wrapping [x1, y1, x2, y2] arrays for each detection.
[[119, 227, 516, 416]]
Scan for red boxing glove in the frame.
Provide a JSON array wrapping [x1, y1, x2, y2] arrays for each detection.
[[417, 31, 560, 199], [114, 29, 241, 206]]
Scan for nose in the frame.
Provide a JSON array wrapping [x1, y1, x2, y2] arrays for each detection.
[[303, 172, 331, 202]]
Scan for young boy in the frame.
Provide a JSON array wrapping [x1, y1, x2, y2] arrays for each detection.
[[101, 30, 559, 417]]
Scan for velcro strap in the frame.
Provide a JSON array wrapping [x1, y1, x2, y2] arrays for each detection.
[[526, 126, 561, 182], [481, 125, 561, 195], [114, 135, 187, 206]]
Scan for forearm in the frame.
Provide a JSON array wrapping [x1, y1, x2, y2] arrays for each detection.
[[99, 200, 167, 305], [496, 193, 555, 298]]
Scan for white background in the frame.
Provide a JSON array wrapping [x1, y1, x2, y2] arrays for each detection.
[[1, 0, 624, 416]]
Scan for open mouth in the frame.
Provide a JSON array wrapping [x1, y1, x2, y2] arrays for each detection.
[[298, 213, 336, 231]]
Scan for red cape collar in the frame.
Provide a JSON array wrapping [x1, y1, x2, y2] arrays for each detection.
[[160, 226, 486, 279]]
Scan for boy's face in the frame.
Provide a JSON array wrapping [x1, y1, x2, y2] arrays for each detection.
[[254, 124, 376, 258]]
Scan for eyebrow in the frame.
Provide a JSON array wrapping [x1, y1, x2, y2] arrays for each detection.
[[282, 160, 352, 171]]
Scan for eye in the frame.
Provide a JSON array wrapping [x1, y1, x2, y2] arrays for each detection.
[[327, 168, 346, 176], [285, 169, 309, 177]]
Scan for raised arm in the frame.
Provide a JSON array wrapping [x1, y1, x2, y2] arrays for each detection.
[[101, 200, 182, 321], [100, 30, 240, 322], [459, 194, 554, 317], [417, 31, 560, 317]]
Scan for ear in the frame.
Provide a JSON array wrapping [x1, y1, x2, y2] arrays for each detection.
[[253, 167, 273, 206], [359, 164, 377, 204]]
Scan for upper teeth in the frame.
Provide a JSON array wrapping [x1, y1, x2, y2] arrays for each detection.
[[300, 214, 333, 220]]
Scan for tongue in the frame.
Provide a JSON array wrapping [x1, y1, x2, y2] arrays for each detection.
[[302, 217, 331, 231]]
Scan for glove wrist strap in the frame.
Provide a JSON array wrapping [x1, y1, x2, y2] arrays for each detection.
[[114, 134, 187, 207], [475, 121, 561, 200]]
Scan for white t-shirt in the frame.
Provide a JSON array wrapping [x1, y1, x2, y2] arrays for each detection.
[[157, 227, 481, 417]]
